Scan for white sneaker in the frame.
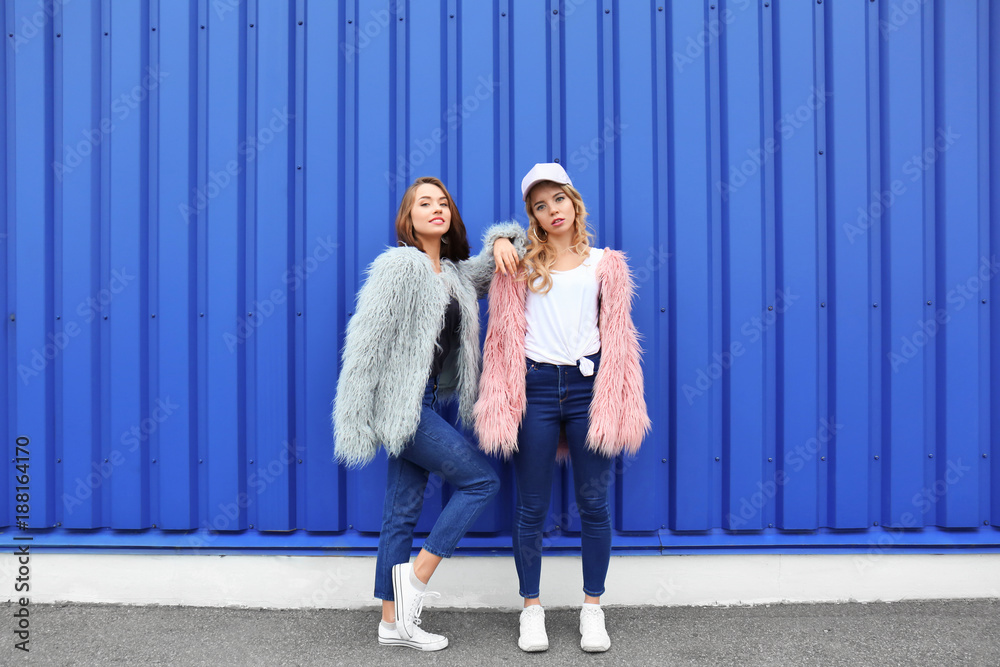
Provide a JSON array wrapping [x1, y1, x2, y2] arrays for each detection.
[[518, 605, 549, 652], [378, 620, 448, 651], [391, 562, 440, 640], [579, 605, 611, 652]]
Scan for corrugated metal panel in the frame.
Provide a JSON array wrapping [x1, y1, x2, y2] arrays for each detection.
[[0, 0, 997, 553]]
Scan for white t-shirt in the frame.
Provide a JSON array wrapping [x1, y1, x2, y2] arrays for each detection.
[[524, 247, 604, 369]]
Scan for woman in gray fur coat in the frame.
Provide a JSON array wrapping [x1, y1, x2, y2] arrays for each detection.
[[332, 176, 526, 651]]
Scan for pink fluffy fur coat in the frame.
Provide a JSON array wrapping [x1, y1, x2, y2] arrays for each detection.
[[473, 248, 651, 460]]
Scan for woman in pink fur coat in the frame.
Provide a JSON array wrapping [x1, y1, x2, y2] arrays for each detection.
[[473, 163, 651, 653]]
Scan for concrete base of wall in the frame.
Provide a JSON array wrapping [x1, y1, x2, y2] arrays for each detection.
[[3, 553, 999, 609]]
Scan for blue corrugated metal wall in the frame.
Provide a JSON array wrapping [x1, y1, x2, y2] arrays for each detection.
[[1, 0, 998, 554]]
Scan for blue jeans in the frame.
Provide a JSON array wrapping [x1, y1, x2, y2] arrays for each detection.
[[512, 351, 612, 599], [374, 376, 501, 601]]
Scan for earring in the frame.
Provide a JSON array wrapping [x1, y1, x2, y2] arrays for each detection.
[[441, 236, 449, 244], [532, 227, 548, 242]]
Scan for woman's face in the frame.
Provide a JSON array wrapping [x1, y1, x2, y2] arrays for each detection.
[[410, 183, 451, 244], [529, 182, 575, 238]]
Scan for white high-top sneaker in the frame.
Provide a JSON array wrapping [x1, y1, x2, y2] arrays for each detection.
[[377, 620, 448, 652], [579, 604, 611, 652], [518, 605, 549, 652], [391, 562, 440, 640]]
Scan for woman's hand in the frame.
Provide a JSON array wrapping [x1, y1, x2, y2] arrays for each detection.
[[493, 237, 520, 276]]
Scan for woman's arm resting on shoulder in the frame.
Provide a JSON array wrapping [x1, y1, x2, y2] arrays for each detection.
[[459, 220, 527, 299]]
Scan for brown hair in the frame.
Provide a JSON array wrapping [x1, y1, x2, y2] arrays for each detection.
[[522, 181, 594, 294], [394, 176, 470, 261]]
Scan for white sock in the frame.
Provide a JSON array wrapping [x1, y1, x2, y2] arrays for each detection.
[[583, 602, 601, 609], [380, 620, 396, 630], [409, 567, 427, 591]]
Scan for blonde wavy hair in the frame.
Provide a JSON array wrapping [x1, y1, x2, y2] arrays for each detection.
[[521, 181, 594, 294]]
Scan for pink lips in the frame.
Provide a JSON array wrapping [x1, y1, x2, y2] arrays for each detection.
[[429, 217, 446, 225], [552, 218, 565, 227]]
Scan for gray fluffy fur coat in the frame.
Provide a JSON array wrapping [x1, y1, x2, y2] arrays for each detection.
[[332, 221, 527, 467]]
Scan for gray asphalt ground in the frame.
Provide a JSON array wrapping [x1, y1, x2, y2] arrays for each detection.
[[1, 599, 998, 666]]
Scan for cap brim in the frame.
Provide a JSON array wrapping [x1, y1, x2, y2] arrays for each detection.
[[522, 178, 571, 201]]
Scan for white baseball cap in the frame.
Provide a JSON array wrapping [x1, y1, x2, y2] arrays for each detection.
[[520, 162, 573, 201]]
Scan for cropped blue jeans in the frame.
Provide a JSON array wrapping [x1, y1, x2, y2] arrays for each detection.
[[374, 376, 500, 601]]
